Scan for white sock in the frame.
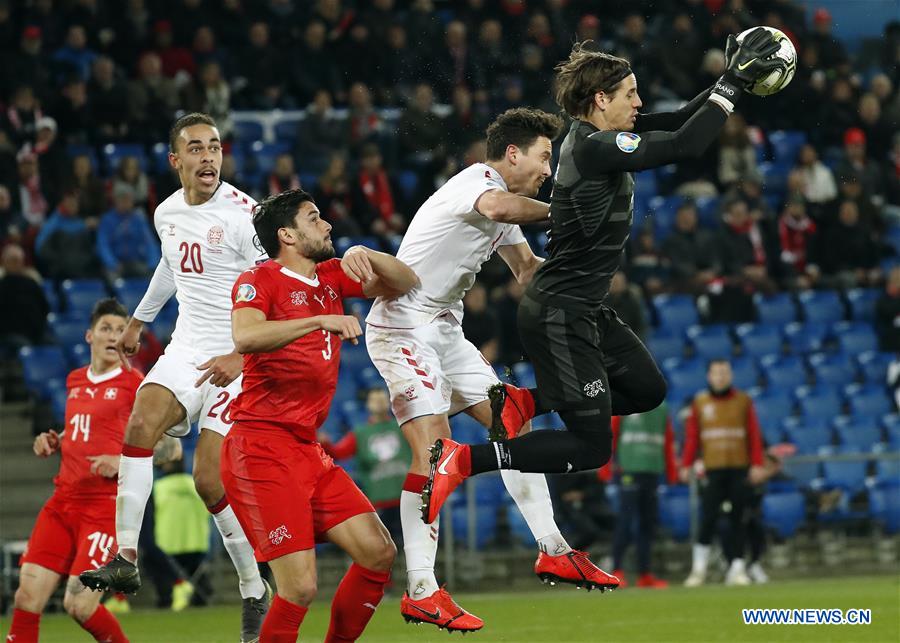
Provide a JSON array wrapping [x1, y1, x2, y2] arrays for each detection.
[[692, 544, 711, 573], [400, 489, 440, 599], [500, 470, 571, 555], [211, 504, 265, 600], [116, 455, 154, 562]]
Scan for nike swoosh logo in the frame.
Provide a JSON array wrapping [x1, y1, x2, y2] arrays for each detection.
[[409, 604, 442, 620], [737, 59, 756, 71], [363, 602, 377, 610], [437, 448, 458, 475]]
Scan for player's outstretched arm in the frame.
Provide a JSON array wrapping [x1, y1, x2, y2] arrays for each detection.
[[498, 241, 544, 285], [475, 190, 550, 224], [633, 87, 712, 133], [341, 246, 419, 298], [132, 254, 177, 325], [232, 307, 362, 353]]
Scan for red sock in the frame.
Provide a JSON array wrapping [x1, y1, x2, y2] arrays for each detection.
[[260, 594, 308, 643], [325, 563, 391, 642], [7, 608, 40, 643], [402, 473, 427, 493], [80, 605, 128, 643]]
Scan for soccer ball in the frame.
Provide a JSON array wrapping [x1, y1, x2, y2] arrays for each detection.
[[736, 26, 797, 96]]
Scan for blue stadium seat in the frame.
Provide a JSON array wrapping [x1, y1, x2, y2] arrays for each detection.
[[833, 416, 884, 453], [42, 281, 60, 314], [833, 321, 878, 354], [340, 343, 373, 370], [450, 413, 487, 444], [857, 352, 894, 385], [760, 354, 808, 389], [335, 236, 381, 256], [233, 120, 264, 142], [150, 142, 171, 175], [844, 384, 893, 418], [753, 292, 797, 325], [387, 235, 403, 255], [647, 195, 683, 240], [869, 486, 900, 534], [762, 490, 806, 538], [273, 120, 301, 141], [658, 486, 691, 541], [735, 322, 783, 357], [473, 473, 506, 507], [885, 226, 900, 255], [332, 374, 360, 405], [453, 506, 499, 549], [511, 362, 536, 388], [494, 365, 512, 384], [19, 346, 68, 399], [661, 357, 707, 395], [782, 458, 821, 488], [111, 278, 151, 313], [794, 386, 843, 423], [397, 170, 420, 203], [341, 401, 368, 429], [845, 288, 880, 322], [783, 322, 829, 355], [646, 330, 685, 361], [48, 314, 86, 348], [758, 161, 790, 193], [768, 130, 807, 166], [874, 459, 900, 487], [66, 143, 99, 170], [693, 195, 720, 229], [822, 460, 869, 493], [652, 294, 698, 332], [51, 385, 68, 422], [65, 341, 90, 369], [102, 143, 147, 175], [61, 279, 108, 319], [355, 366, 384, 390], [666, 384, 699, 414], [797, 289, 844, 324], [782, 417, 833, 454], [532, 412, 562, 431], [298, 172, 318, 191], [685, 324, 733, 360], [505, 503, 535, 547], [751, 389, 794, 436], [807, 352, 855, 388], [730, 355, 761, 390], [345, 297, 372, 320], [247, 140, 292, 176]]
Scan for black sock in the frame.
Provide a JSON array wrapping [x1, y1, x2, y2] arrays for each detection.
[[470, 442, 508, 475], [472, 430, 609, 474]]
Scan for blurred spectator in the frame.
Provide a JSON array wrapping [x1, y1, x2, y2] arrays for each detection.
[[717, 198, 777, 296], [681, 359, 765, 587], [12, 148, 49, 229], [662, 202, 721, 295], [2, 85, 42, 148], [616, 14, 662, 101], [111, 156, 155, 213], [698, 48, 727, 95], [96, 184, 159, 279], [628, 227, 669, 295], [219, 152, 239, 186], [376, 24, 417, 105], [88, 56, 130, 142], [473, 19, 516, 92], [313, 152, 363, 238], [52, 24, 97, 82], [725, 171, 775, 224], [35, 191, 98, 280], [806, 8, 848, 72], [234, 22, 289, 110], [887, 133, 900, 211], [794, 144, 837, 213], [319, 388, 410, 545], [292, 21, 342, 105], [33, 116, 67, 208], [346, 82, 384, 151], [494, 276, 526, 365], [818, 78, 858, 148], [520, 45, 553, 109], [184, 61, 233, 140], [777, 195, 819, 289], [297, 89, 346, 174], [150, 19, 195, 82], [858, 93, 891, 163], [444, 86, 485, 150], [405, 0, 445, 62], [836, 128, 885, 203], [267, 153, 301, 195], [192, 25, 231, 78], [66, 154, 107, 218], [602, 402, 678, 589], [1, 27, 52, 103], [0, 244, 50, 351], [660, 12, 704, 98], [356, 143, 405, 237], [52, 76, 92, 145], [127, 52, 180, 143], [817, 199, 881, 288], [398, 84, 446, 167], [875, 266, 900, 352], [718, 115, 758, 189], [462, 282, 499, 363], [552, 472, 614, 551], [364, 0, 398, 47], [605, 271, 647, 340], [340, 22, 379, 87]]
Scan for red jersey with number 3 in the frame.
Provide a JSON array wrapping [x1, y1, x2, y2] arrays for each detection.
[[57, 366, 143, 498], [231, 258, 365, 439]]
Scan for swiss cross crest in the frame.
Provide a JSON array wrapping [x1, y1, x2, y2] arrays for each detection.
[[325, 285, 338, 301], [69, 387, 80, 399], [104, 388, 118, 400], [290, 291, 308, 306], [207, 225, 225, 246]]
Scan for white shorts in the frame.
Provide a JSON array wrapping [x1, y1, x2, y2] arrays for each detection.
[[139, 343, 242, 438], [365, 314, 498, 425]]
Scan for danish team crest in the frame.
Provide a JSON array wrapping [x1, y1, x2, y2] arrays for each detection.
[[290, 291, 308, 306], [207, 225, 224, 246]]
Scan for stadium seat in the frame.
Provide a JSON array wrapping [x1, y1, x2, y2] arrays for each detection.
[[845, 288, 880, 322], [532, 412, 563, 431], [693, 195, 720, 229], [753, 292, 797, 325], [768, 130, 807, 166], [646, 195, 683, 240], [661, 357, 707, 395], [751, 390, 794, 436], [397, 170, 420, 203], [652, 294, 698, 332], [730, 355, 761, 390], [340, 400, 368, 428], [150, 142, 172, 175], [450, 413, 487, 445], [332, 374, 360, 405], [658, 486, 691, 541], [762, 490, 806, 538], [759, 354, 808, 389], [511, 362, 536, 388], [822, 460, 869, 493], [42, 280, 60, 313], [51, 385, 68, 422], [685, 324, 733, 360], [112, 278, 151, 313], [832, 321, 878, 355], [61, 279, 108, 319], [387, 235, 403, 255], [782, 457, 821, 488], [345, 297, 372, 320], [340, 342, 373, 371], [735, 322, 783, 357], [453, 506, 499, 549], [758, 161, 790, 193], [646, 330, 686, 361], [273, 120, 301, 141], [247, 140, 292, 176], [66, 143, 99, 170], [233, 120, 264, 142], [794, 386, 843, 423], [102, 143, 147, 174], [844, 384, 893, 418], [857, 352, 894, 385], [868, 486, 900, 534], [335, 236, 381, 256], [48, 313, 86, 348], [65, 340, 90, 369], [783, 321, 829, 355], [355, 366, 384, 390], [18, 346, 68, 399], [797, 289, 844, 324], [782, 417, 833, 454], [807, 352, 855, 388], [505, 503, 535, 547], [874, 459, 900, 487], [833, 416, 884, 453]]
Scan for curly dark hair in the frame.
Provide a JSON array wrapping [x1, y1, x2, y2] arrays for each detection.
[[485, 108, 564, 161], [554, 42, 632, 118], [252, 188, 316, 258]]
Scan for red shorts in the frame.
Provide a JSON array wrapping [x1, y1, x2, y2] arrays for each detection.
[[221, 425, 375, 562], [21, 491, 116, 576]]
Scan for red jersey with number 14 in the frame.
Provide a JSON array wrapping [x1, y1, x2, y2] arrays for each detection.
[[231, 258, 365, 440], [57, 366, 143, 498]]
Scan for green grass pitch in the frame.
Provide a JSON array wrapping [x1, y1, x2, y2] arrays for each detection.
[[3, 575, 897, 642]]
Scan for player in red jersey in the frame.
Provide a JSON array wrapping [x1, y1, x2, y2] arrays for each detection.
[[5, 300, 142, 643], [222, 188, 418, 642]]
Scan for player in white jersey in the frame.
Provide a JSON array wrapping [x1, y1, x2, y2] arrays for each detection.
[[367, 108, 613, 632], [80, 114, 271, 643]]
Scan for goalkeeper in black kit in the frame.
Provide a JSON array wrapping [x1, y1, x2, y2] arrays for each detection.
[[420, 28, 783, 575]]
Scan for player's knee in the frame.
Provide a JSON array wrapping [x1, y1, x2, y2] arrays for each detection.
[[14, 584, 43, 613], [367, 537, 397, 573], [124, 410, 158, 445], [192, 466, 224, 506], [62, 592, 96, 622], [278, 580, 317, 607]]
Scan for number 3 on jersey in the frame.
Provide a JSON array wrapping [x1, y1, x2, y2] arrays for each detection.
[[179, 242, 204, 273], [321, 330, 332, 361]]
